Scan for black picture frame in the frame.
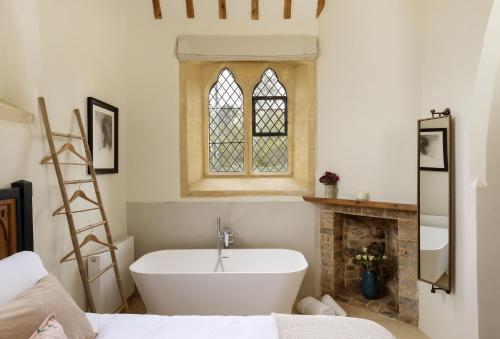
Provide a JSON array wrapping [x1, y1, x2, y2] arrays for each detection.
[[419, 128, 448, 172], [87, 97, 119, 174]]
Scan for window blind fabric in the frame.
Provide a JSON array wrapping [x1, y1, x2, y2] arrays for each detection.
[[176, 35, 318, 61]]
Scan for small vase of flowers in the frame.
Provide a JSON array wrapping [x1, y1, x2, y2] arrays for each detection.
[[319, 171, 340, 199], [354, 243, 388, 300]]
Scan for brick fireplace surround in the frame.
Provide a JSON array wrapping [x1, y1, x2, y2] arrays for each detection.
[[304, 197, 418, 326]]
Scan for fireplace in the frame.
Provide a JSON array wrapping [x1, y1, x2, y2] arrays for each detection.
[[311, 198, 418, 326]]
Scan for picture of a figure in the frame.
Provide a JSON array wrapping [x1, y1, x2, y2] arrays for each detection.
[[88, 97, 118, 174], [419, 128, 448, 171]]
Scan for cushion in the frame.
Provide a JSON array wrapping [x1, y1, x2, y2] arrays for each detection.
[[29, 313, 68, 339], [0, 273, 96, 339], [0, 251, 48, 306]]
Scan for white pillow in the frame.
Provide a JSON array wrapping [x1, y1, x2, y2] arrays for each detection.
[[0, 251, 48, 306]]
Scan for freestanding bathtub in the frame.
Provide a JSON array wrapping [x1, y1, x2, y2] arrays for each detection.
[[129, 249, 308, 315], [420, 225, 449, 283]]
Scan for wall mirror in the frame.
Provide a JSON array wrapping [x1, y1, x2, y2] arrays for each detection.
[[418, 115, 453, 293]]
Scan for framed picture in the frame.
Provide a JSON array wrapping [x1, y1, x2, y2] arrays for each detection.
[[419, 128, 448, 172], [87, 97, 118, 174]]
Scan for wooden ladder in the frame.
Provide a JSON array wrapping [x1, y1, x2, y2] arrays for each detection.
[[39, 97, 129, 313]]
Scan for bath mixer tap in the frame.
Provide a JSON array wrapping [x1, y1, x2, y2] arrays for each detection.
[[216, 217, 234, 250], [215, 218, 235, 272]]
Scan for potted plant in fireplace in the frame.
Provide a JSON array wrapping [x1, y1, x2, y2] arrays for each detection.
[[354, 243, 387, 299], [319, 171, 340, 198]]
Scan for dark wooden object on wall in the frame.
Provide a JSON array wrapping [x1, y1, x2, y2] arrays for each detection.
[[0, 199, 17, 260], [316, 0, 325, 17], [186, 0, 195, 18], [218, 0, 227, 19], [0, 181, 33, 260], [251, 0, 259, 20], [284, 0, 292, 19], [152, 0, 162, 19]]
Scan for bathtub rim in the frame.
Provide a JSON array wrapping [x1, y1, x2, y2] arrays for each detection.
[[129, 248, 309, 275], [419, 225, 448, 251]]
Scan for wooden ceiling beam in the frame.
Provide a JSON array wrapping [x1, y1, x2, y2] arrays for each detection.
[[251, 0, 259, 20], [186, 0, 194, 18], [152, 0, 162, 19], [219, 0, 227, 19], [284, 0, 292, 19], [316, 0, 325, 18]]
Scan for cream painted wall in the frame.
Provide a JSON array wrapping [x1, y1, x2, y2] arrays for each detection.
[[123, 0, 318, 202], [122, 0, 422, 313], [476, 6, 500, 334], [0, 0, 128, 308], [418, 1, 495, 338], [477, 67, 500, 339], [317, 0, 420, 204]]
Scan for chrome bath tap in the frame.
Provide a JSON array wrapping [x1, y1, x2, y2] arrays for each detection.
[[215, 217, 234, 272]]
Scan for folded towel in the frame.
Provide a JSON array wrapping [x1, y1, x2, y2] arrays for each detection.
[[296, 297, 335, 316], [272, 313, 396, 339], [321, 294, 347, 317]]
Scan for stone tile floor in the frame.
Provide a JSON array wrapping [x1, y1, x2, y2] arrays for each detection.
[[335, 287, 399, 319]]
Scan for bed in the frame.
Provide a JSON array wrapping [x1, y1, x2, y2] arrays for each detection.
[[0, 184, 395, 339]]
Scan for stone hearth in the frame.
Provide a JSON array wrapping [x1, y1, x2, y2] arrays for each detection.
[[306, 197, 418, 326]]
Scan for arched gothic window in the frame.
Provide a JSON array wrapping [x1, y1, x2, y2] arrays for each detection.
[[208, 68, 244, 173], [252, 69, 288, 173]]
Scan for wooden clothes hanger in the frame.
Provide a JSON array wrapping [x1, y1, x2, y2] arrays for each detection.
[[60, 233, 117, 263], [41, 143, 90, 165], [52, 190, 100, 216]]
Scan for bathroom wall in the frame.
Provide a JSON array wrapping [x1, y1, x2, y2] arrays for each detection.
[[0, 0, 128, 307], [123, 0, 422, 304], [419, 0, 495, 338], [477, 16, 500, 337], [127, 202, 318, 297], [123, 0, 318, 202], [317, 0, 421, 203]]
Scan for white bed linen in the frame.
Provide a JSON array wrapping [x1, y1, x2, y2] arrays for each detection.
[[86, 313, 279, 339], [87, 313, 396, 339]]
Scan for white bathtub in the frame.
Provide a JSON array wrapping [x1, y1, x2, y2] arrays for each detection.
[[129, 249, 308, 315], [420, 226, 449, 283]]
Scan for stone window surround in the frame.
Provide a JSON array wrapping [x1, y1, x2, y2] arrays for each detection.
[[180, 61, 316, 197]]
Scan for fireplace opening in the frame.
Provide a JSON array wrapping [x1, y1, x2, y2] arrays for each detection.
[[335, 214, 399, 318], [319, 204, 418, 325]]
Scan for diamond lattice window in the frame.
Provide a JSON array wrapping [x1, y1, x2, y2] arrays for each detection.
[[252, 69, 288, 173], [208, 68, 244, 173]]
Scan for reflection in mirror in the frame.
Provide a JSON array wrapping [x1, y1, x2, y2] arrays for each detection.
[[418, 116, 452, 292]]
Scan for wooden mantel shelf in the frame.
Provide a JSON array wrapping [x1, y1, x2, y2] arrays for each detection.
[[303, 196, 417, 212]]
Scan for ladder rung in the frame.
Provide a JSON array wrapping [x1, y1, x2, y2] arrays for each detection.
[[64, 179, 95, 185], [52, 132, 84, 140], [43, 162, 89, 166], [61, 248, 113, 263], [113, 302, 127, 314], [88, 263, 115, 283], [76, 221, 107, 234], [54, 207, 100, 215]]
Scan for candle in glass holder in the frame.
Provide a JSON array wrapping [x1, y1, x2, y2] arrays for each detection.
[[356, 192, 369, 201]]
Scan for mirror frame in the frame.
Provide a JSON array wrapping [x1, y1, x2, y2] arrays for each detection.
[[417, 115, 454, 293]]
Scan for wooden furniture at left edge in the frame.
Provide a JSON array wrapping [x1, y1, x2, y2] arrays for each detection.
[[39, 97, 129, 314], [0, 181, 34, 260]]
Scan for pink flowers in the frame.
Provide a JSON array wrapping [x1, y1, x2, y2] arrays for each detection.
[[319, 171, 340, 185]]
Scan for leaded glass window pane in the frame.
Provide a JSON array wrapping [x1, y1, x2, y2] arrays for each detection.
[[252, 69, 288, 173], [208, 68, 244, 173]]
